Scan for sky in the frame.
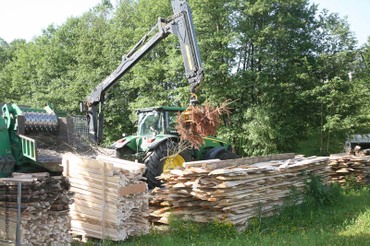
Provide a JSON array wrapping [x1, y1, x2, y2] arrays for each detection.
[[310, 0, 370, 46], [0, 0, 369, 47], [0, 0, 102, 43]]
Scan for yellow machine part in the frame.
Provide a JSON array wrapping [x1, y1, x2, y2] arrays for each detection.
[[181, 93, 198, 123], [163, 154, 186, 171], [181, 105, 195, 123]]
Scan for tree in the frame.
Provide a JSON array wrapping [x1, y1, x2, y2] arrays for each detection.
[[303, 9, 360, 154], [0, 0, 368, 155], [215, 0, 319, 155]]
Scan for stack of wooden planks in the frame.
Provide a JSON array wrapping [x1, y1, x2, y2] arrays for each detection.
[[150, 154, 331, 230], [329, 154, 370, 185], [0, 172, 72, 245], [62, 153, 149, 241]]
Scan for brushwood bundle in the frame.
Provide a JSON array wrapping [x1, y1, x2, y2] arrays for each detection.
[[176, 101, 230, 148]]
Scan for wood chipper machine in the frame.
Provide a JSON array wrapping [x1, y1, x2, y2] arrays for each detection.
[[0, 103, 70, 177]]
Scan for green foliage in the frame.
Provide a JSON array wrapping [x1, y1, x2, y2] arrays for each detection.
[[0, 38, 11, 68], [240, 105, 279, 156], [0, 0, 369, 154], [342, 175, 366, 192], [303, 172, 342, 207], [296, 129, 344, 156]]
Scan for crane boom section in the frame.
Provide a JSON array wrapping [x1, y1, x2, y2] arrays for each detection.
[[83, 0, 204, 143], [85, 0, 203, 107]]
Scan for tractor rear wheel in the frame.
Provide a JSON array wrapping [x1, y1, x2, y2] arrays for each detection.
[[215, 150, 239, 160], [143, 141, 191, 189]]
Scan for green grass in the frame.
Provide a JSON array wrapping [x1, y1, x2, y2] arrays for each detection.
[[82, 183, 370, 246], [240, 186, 370, 246]]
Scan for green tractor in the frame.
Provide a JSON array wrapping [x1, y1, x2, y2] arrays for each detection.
[[112, 106, 237, 189]]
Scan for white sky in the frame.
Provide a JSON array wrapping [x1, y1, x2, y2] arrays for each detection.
[[0, 0, 102, 43], [0, 0, 369, 47]]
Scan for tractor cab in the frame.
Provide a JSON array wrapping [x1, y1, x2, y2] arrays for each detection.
[[112, 106, 186, 159], [136, 106, 185, 137]]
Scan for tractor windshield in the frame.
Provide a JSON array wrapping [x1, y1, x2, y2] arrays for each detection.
[[165, 111, 178, 134], [137, 111, 163, 136]]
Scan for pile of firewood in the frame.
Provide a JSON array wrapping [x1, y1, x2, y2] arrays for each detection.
[[62, 153, 149, 241], [150, 154, 331, 231], [329, 155, 370, 185], [0, 172, 72, 245]]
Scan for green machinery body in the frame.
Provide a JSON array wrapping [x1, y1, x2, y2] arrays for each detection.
[[0, 103, 60, 177], [0, 116, 15, 177]]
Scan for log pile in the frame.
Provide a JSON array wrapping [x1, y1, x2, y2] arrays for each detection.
[[329, 155, 370, 185], [62, 153, 149, 241], [0, 172, 72, 245], [150, 154, 331, 231]]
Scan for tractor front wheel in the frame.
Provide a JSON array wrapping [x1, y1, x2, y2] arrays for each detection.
[[143, 141, 191, 189]]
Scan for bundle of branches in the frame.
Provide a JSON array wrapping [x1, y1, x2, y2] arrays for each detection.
[[176, 101, 230, 148]]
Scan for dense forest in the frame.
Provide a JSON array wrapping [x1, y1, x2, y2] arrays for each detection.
[[1, 0, 369, 156]]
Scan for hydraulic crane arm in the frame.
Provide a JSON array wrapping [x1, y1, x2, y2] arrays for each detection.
[[82, 0, 204, 143]]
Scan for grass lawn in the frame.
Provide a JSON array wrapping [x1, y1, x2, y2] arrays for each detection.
[[81, 184, 369, 246]]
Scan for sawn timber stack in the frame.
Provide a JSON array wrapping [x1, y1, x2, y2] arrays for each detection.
[[329, 154, 370, 185], [62, 153, 149, 241], [0, 172, 72, 245], [150, 154, 331, 230]]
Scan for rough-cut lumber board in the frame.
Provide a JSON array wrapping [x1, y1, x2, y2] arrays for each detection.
[[69, 175, 126, 193], [63, 153, 114, 177], [119, 183, 147, 196], [183, 153, 296, 170], [67, 172, 119, 187], [69, 180, 146, 199], [72, 193, 116, 206], [70, 187, 118, 203], [0, 178, 35, 185], [183, 159, 220, 166], [69, 211, 118, 226], [72, 197, 118, 211], [69, 182, 119, 199], [96, 155, 146, 171], [70, 203, 119, 223], [64, 165, 119, 182]]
